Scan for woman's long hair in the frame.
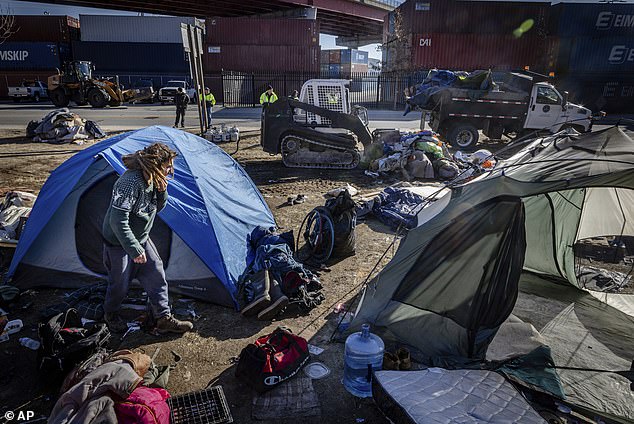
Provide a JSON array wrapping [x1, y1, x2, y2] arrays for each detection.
[[122, 143, 178, 191]]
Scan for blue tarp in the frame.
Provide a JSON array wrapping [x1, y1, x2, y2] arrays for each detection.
[[7, 126, 275, 307]]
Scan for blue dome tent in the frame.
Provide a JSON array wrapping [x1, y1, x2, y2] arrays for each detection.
[[6, 126, 275, 308]]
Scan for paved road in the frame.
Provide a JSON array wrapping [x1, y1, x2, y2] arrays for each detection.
[[0, 102, 423, 132]]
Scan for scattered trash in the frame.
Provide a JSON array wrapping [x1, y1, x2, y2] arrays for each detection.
[[338, 313, 353, 333], [304, 362, 331, 379], [333, 303, 346, 314], [80, 318, 95, 326], [308, 344, 324, 356], [326, 184, 358, 198], [26, 108, 106, 144], [19, 337, 41, 350], [4, 319, 23, 335], [183, 369, 192, 381], [356, 418, 366, 423], [121, 322, 141, 340], [174, 304, 200, 321], [364, 170, 380, 178], [556, 403, 572, 414]]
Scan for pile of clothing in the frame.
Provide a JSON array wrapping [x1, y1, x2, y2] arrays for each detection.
[[241, 227, 324, 318], [26, 108, 106, 144], [367, 130, 460, 181], [357, 186, 428, 230], [0, 191, 36, 242], [49, 349, 173, 423], [404, 69, 494, 114]]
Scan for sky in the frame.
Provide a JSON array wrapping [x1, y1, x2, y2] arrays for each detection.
[[4, 0, 627, 61]]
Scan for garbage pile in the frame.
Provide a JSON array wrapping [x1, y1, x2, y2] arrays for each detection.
[[363, 130, 460, 181], [404, 69, 494, 114], [362, 129, 497, 184], [0, 191, 36, 242], [26, 108, 106, 144]]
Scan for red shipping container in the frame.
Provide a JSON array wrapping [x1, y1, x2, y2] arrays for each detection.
[[7, 16, 79, 43], [328, 50, 341, 64], [0, 70, 52, 98], [410, 33, 557, 72], [204, 44, 319, 72], [206, 17, 318, 46], [392, 0, 551, 36]]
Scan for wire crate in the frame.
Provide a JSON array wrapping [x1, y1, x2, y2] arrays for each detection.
[[168, 385, 233, 424]]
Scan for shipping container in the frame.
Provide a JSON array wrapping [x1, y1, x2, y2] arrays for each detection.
[[320, 64, 330, 73], [557, 72, 634, 113], [206, 17, 319, 46], [320, 50, 330, 64], [408, 33, 556, 72], [329, 50, 342, 64], [328, 64, 341, 74], [340, 49, 369, 65], [0, 42, 63, 70], [341, 63, 369, 73], [7, 16, 79, 43], [560, 36, 634, 74], [80, 15, 195, 43], [204, 44, 319, 72], [71, 41, 190, 73], [551, 3, 634, 37], [0, 70, 52, 98], [392, 0, 551, 36]]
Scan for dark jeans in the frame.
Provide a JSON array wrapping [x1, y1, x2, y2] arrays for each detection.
[[206, 106, 212, 127], [103, 239, 170, 318], [175, 108, 186, 126]]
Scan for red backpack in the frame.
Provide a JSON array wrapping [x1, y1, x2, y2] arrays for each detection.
[[236, 327, 309, 392]]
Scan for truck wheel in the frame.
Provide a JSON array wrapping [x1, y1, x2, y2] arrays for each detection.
[[109, 100, 122, 107], [33, 93, 40, 103], [49, 88, 70, 107], [87, 89, 108, 108], [448, 123, 479, 150]]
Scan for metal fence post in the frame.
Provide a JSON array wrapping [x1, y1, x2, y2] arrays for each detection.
[[252, 73, 256, 107], [221, 71, 225, 107]]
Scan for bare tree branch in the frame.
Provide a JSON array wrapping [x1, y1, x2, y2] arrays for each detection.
[[1, 7, 19, 45]]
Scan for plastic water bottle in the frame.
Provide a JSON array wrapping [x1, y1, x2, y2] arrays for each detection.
[[19, 337, 40, 350], [343, 323, 384, 398]]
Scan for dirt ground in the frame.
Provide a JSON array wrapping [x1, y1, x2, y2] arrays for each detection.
[[0, 128, 404, 423], [2, 128, 631, 423]]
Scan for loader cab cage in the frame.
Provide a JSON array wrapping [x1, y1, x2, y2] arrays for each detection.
[[63, 61, 93, 84]]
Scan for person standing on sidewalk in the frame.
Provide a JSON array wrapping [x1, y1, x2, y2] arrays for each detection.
[[259, 85, 278, 112], [174, 87, 189, 128], [102, 143, 193, 334], [200, 87, 216, 129]]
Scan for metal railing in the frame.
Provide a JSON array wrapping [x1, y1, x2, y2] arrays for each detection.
[[218, 70, 428, 109], [3, 70, 427, 110]]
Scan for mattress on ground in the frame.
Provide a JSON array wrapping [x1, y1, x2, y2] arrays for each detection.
[[373, 368, 546, 424]]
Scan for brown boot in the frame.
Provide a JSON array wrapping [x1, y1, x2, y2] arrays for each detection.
[[257, 279, 289, 321], [397, 347, 411, 371], [383, 352, 400, 371], [156, 314, 193, 334]]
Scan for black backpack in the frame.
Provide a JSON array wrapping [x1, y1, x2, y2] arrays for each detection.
[[325, 189, 357, 259], [37, 308, 111, 378]]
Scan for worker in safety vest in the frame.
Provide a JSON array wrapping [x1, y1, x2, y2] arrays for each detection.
[[200, 87, 216, 128], [259, 85, 278, 111]]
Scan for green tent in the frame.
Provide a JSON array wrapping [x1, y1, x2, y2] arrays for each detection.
[[349, 126, 634, 421]]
